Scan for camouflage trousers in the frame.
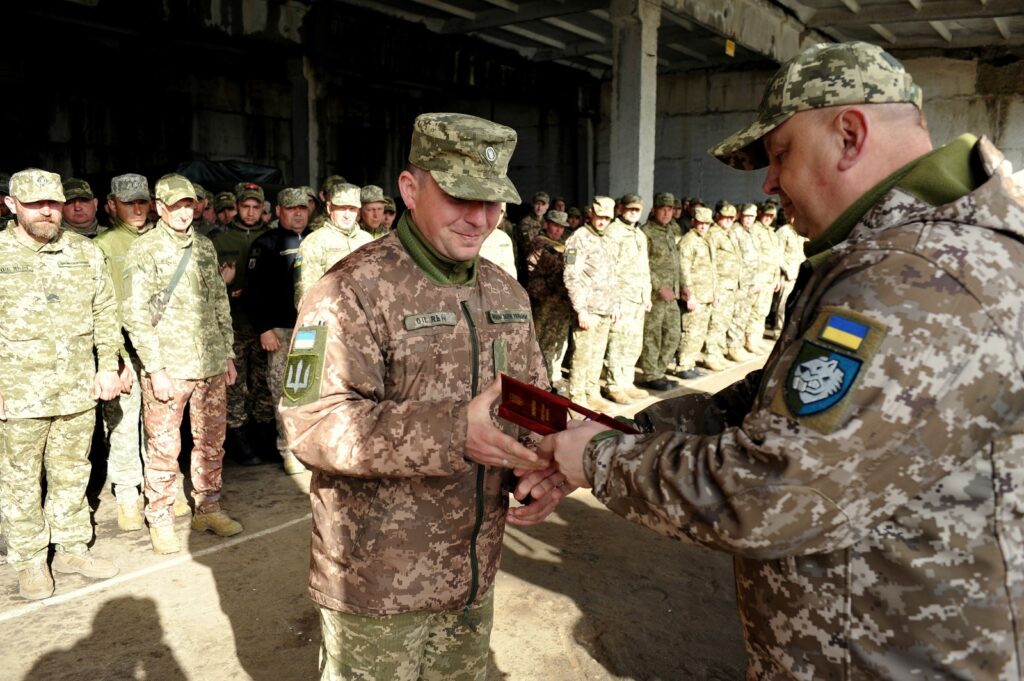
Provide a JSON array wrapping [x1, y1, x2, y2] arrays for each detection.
[[605, 303, 645, 391], [267, 327, 292, 457], [706, 288, 737, 358], [101, 354, 145, 504], [227, 332, 275, 428], [568, 314, 612, 403], [727, 286, 755, 352], [0, 409, 95, 570], [533, 298, 571, 384], [318, 590, 493, 681], [678, 301, 714, 370], [745, 285, 776, 345], [774, 277, 798, 331], [638, 298, 681, 380], [141, 373, 227, 527]]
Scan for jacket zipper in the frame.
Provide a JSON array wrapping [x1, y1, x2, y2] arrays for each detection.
[[460, 299, 485, 617]]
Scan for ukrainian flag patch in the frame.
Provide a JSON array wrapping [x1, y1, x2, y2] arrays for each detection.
[[819, 314, 868, 350]]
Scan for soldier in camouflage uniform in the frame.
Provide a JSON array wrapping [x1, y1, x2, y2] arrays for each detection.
[[211, 191, 236, 230], [526, 209, 572, 386], [123, 174, 243, 555], [358, 184, 389, 240], [190, 184, 218, 236], [703, 203, 739, 370], [726, 203, 760, 362], [0, 169, 122, 600], [637, 193, 682, 389], [307, 174, 346, 232], [538, 41, 1024, 680], [294, 183, 372, 305], [513, 191, 549, 285], [60, 178, 106, 238], [279, 113, 566, 681], [745, 202, 782, 353], [603, 193, 652, 404], [0, 172, 12, 229], [676, 206, 717, 376], [382, 195, 397, 231], [213, 182, 274, 465], [565, 206, 582, 233], [772, 211, 807, 337], [564, 197, 618, 410]]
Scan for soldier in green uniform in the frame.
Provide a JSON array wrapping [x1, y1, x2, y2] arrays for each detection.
[[122, 174, 243, 555], [0, 169, 121, 600], [307, 174, 346, 232], [295, 183, 372, 305], [382, 195, 397, 231], [513, 191, 549, 284], [60, 178, 106, 238], [676, 206, 717, 375], [526, 209, 572, 387], [358, 184, 389, 240], [565, 206, 582, 233], [190, 184, 218, 236], [638, 193, 683, 389], [704, 202, 739, 370]]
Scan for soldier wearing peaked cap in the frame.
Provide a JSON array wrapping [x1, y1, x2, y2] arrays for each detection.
[[212, 191, 237, 229], [382, 195, 397, 231], [280, 113, 568, 680], [357, 184, 388, 240], [0, 169, 122, 600], [307, 174, 347, 232], [536, 41, 1024, 679], [525, 209, 572, 386], [294, 183, 372, 306], [60, 178, 107, 238], [637, 193, 684, 389]]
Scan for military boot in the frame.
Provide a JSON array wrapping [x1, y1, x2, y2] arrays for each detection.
[[173, 475, 191, 517], [225, 426, 261, 466], [602, 389, 633, 405], [585, 395, 615, 412], [18, 564, 54, 600], [116, 495, 145, 532], [727, 346, 753, 362], [702, 354, 730, 372], [149, 525, 180, 555], [282, 452, 306, 476], [52, 550, 119, 579], [623, 385, 649, 400], [191, 510, 243, 537]]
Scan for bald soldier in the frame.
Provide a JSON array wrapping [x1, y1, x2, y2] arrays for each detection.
[[0, 169, 121, 600], [535, 41, 1024, 679], [279, 113, 568, 681]]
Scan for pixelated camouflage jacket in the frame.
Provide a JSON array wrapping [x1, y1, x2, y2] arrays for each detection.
[[294, 219, 372, 307], [563, 224, 618, 317], [525, 234, 567, 302], [730, 222, 759, 286], [678, 229, 716, 304], [749, 221, 781, 289], [641, 219, 682, 296], [584, 137, 1024, 679], [705, 224, 740, 290], [122, 221, 235, 380], [605, 217, 652, 306], [0, 227, 120, 418], [279, 227, 547, 616], [777, 222, 807, 281]]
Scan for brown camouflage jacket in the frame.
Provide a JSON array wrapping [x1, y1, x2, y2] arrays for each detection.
[[280, 229, 547, 616], [584, 138, 1024, 678], [525, 234, 567, 301]]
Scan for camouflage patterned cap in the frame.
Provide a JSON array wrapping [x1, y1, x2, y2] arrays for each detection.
[[111, 173, 151, 202], [740, 203, 759, 217], [566, 207, 582, 218], [328, 183, 361, 208], [760, 202, 779, 215], [409, 112, 521, 205], [234, 182, 264, 203], [192, 182, 208, 201], [63, 177, 94, 201], [277, 187, 309, 208], [718, 203, 737, 218], [543, 209, 568, 227], [154, 173, 197, 205], [710, 41, 923, 170], [673, 198, 682, 208], [214, 192, 236, 211], [653, 192, 675, 208], [590, 196, 614, 218], [693, 206, 713, 223], [532, 191, 550, 204], [10, 169, 65, 203], [0, 172, 10, 195], [620, 193, 643, 209], [383, 196, 396, 212], [301, 186, 317, 201], [319, 174, 347, 194], [360, 184, 385, 205]]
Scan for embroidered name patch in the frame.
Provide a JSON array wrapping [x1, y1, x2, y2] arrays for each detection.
[[282, 325, 327, 405], [487, 309, 529, 324], [0, 265, 32, 274], [404, 311, 458, 331]]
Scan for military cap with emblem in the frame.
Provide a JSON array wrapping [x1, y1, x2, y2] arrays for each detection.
[[62, 177, 94, 201], [234, 182, 264, 203], [532, 191, 550, 204], [590, 196, 614, 218], [213, 191, 236, 211], [0, 172, 10, 196], [543, 209, 568, 228], [383, 196, 396, 213], [710, 41, 923, 170], [692, 206, 713, 223], [111, 173, 151, 202], [653, 192, 675, 208], [154, 174, 197, 205], [328, 183, 361, 208], [360, 185, 385, 205], [277, 187, 309, 208], [409, 112, 521, 205], [10, 168, 65, 203], [620, 193, 643, 209]]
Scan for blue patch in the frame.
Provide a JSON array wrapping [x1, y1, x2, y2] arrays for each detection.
[[784, 342, 862, 417]]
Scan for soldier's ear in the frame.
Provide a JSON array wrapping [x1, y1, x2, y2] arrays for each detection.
[[3, 196, 14, 214], [397, 170, 419, 211]]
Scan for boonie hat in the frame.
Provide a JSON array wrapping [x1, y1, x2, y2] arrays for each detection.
[[154, 174, 197, 205], [544, 209, 568, 227], [10, 169, 65, 203], [409, 112, 521, 205], [710, 41, 923, 170], [63, 178, 94, 201], [717, 202, 737, 218], [328, 183, 361, 208], [590, 196, 614, 219], [111, 173, 151, 202], [566, 207, 582, 219], [277, 187, 308, 208]]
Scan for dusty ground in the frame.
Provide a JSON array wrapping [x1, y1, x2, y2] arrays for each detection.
[[0, 357, 764, 681]]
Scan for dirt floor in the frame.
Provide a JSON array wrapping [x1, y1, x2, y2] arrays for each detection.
[[0, 357, 765, 681]]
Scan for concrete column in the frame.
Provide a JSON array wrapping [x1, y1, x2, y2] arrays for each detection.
[[288, 58, 310, 185], [303, 56, 321, 189], [609, 0, 661, 204]]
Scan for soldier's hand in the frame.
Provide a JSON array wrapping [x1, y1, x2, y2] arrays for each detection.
[[219, 261, 236, 285], [465, 379, 544, 471], [686, 298, 698, 312], [0, 392, 6, 420], [151, 370, 175, 402], [93, 370, 122, 402], [507, 465, 573, 526], [226, 359, 238, 386], [537, 419, 608, 488], [577, 311, 591, 330], [118, 360, 133, 394], [260, 330, 281, 352], [658, 287, 676, 302]]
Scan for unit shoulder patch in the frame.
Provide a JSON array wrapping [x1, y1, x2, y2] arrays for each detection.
[[282, 325, 327, 405]]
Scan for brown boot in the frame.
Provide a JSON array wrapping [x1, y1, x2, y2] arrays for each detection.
[[624, 385, 649, 400], [727, 347, 753, 362], [52, 550, 118, 579], [191, 510, 243, 538], [603, 390, 633, 405], [173, 475, 191, 518], [282, 452, 306, 476], [149, 525, 180, 555], [702, 355, 730, 371], [586, 395, 615, 412], [18, 564, 54, 600], [117, 496, 144, 532]]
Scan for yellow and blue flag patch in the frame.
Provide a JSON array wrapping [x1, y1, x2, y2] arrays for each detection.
[[819, 314, 869, 351]]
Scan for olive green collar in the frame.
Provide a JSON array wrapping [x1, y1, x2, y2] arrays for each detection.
[[396, 211, 477, 286]]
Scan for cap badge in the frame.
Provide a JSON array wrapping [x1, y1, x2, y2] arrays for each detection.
[[483, 146, 497, 164]]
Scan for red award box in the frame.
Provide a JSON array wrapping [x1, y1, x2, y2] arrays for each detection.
[[497, 373, 639, 435]]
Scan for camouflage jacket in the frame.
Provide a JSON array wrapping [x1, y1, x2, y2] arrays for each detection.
[[641, 219, 681, 296], [212, 221, 267, 331], [731, 225, 759, 286], [279, 225, 546, 616], [584, 138, 1024, 679], [749, 221, 781, 288], [525, 234, 567, 302], [777, 223, 807, 281], [563, 224, 618, 317], [705, 224, 740, 290], [605, 218, 651, 306], [0, 227, 119, 418], [295, 220, 373, 306], [359, 221, 390, 241], [122, 221, 235, 380], [678, 229, 716, 304]]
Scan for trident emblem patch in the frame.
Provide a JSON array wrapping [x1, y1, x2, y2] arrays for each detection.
[[282, 326, 327, 404]]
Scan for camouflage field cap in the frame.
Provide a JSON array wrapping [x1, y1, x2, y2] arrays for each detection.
[[214, 192, 236, 211], [566, 207, 582, 218], [277, 187, 308, 208], [111, 173, 151, 202], [192, 183, 208, 201], [620, 193, 643, 209], [673, 198, 682, 209], [717, 202, 738, 218], [360, 184, 385, 205], [154, 174, 197, 205], [409, 112, 521, 205], [0, 172, 10, 195], [328, 183, 361, 208], [319, 174, 347, 194], [302, 186, 317, 201], [741, 203, 759, 216], [532, 191, 550, 204], [591, 196, 615, 218], [759, 202, 779, 215], [710, 41, 923, 170], [10, 169, 65, 203], [653, 192, 675, 208], [693, 206, 713, 223], [234, 182, 264, 203], [383, 196, 396, 212], [544, 209, 568, 227], [63, 177, 94, 201]]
